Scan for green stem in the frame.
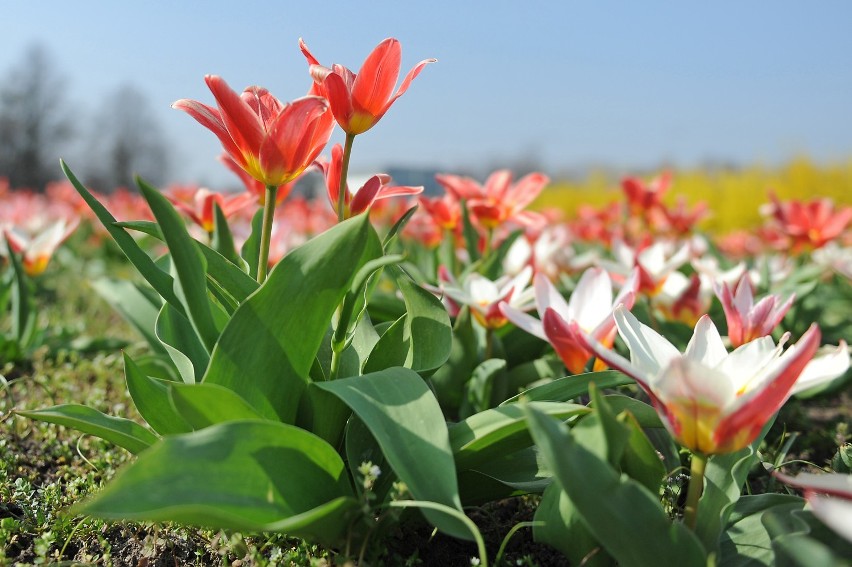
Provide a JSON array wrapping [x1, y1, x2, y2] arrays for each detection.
[[484, 328, 494, 360], [337, 133, 356, 222], [256, 184, 278, 283], [684, 452, 707, 530], [329, 346, 342, 381]]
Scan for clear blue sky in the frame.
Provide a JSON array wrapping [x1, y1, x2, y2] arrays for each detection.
[[3, 1, 852, 188]]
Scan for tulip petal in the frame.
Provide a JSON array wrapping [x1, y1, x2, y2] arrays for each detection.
[[613, 306, 680, 378], [568, 267, 614, 333], [533, 274, 572, 323], [790, 341, 850, 395], [172, 99, 245, 168], [383, 57, 437, 115], [350, 175, 384, 215], [714, 324, 820, 450], [322, 72, 355, 131], [205, 75, 265, 156], [684, 315, 727, 368], [500, 302, 545, 340], [352, 38, 401, 117]]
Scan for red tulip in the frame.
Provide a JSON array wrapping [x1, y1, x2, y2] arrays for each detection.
[[173, 76, 334, 187], [300, 38, 435, 136]]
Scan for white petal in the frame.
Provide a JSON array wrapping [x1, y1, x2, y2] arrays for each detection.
[[716, 335, 781, 391], [810, 495, 852, 543], [501, 302, 545, 340], [613, 306, 680, 379], [790, 342, 850, 396], [568, 267, 613, 331], [534, 273, 572, 321], [655, 356, 736, 410], [685, 315, 728, 368]]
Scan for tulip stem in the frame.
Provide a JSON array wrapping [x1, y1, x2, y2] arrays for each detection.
[[684, 452, 707, 530], [337, 133, 356, 222], [257, 184, 278, 283]]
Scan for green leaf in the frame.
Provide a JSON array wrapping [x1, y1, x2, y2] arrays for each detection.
[[718, 494, 805, 566], [138, 178, 219, 353], [168, 383, 265, 429], [6, 241, 34, 347], [773, 534, 852, 567], [524, 403, 707, 567], [197, 243, 258, 307], [534, 482, 610, 567], [241, 209, 263, 280], [478, 229, 523, 280], [211, 202, 242, 267], [363, 273, 452, 376], [382, 204, 418, 249], [500, 370, 633, 405], [16, 404, 157, 454], [694, 444, 758, 553], [204, 215, 381, 422], [315, 367, 470, 540], [464, 358, 507, 414], [428, 307, 480, 416], [462, 446, 552, 496], [61, 161, 183, 311], [618, 411, 667, 495], [156, 303, 209, 384], [74, 420, 358, 547], [600, 394, 664, 428], [91, 278, 165, 354], [450, 401, 588, 470], [124, 353, 190, 435], [114, 220, 163, 240]]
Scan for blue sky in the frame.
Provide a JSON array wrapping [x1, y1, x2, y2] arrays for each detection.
[[3, 1, 852, 188]]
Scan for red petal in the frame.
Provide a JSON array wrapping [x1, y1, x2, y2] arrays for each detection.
[[172, 99, 245, 168], [350, 175, 384, 215], [322, 72, 355, 132], [352, 38, 401, 117], [205, 76, 265, 159]]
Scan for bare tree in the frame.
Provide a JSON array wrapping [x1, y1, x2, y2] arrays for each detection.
[[0, 44, 73, 190], [83, 84, 170, 191]]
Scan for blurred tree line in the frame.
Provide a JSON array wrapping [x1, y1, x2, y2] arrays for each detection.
[[0, 44, 169, 192]]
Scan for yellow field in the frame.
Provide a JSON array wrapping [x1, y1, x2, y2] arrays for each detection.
[[534, 157, 852, 233]]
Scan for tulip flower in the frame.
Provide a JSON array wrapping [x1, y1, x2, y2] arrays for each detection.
[[4, 218, 78, 276], [168, 187, 255, 234], [173, 76, 334, 188], [764, 192, 852, 252], [602, 238, 691, 296], [173, 76, 335, 282], [501, 268, 638, 374], [714, 273, 794, 347], [218, 154, 294, 207], [440, 266, 535, 331], [621, 172, 671, 218], [578, 306, 821, 455], [436, 169, 549, 231], [315, 144, 422, 219], [299, 38, 435, 136]]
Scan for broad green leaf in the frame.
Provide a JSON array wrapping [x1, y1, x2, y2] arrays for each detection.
[[156, 303, 209, 384], [16, 404, 157, 454], [362, 274, 452, 376], [525, 404, 707, 567], [91, 278, 165, 354], [718, 494, 805, 566], [124, 353, 190, 435], [600, 394, 664, 428], [138, 179, 219, 353], [450, 401, 588, 470], [344, 415, 396, 504], [428, 308, 480, 416], [61, 161, 183, 310], [168, 383, 265, 429], [241, 209, 263, 280], [464, 446, 552, 495], [464, 358, 507, 414], [478, 229, 523, 280], [382, 204, 418, 249], [500, 370, 633, 405], [114, 220, 163, 239], [773, 534, 851, 567], [503, 356, 565, 398], [618, 411, 667, 495], [695, 444, 759, 552], [197, 244, 258, 309], [534, 482, 610, 567], [74, 420, 358, 546], [6, 241, 34, 347], [204, 215, 381, 422], [211, 202, 242, 267], [315, 367, 470, 540]]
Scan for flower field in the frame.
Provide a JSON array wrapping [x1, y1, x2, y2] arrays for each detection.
[[2, 37, 852, 567]]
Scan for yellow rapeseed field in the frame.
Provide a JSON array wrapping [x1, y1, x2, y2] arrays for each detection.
[[535, 157, 852, 233]]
